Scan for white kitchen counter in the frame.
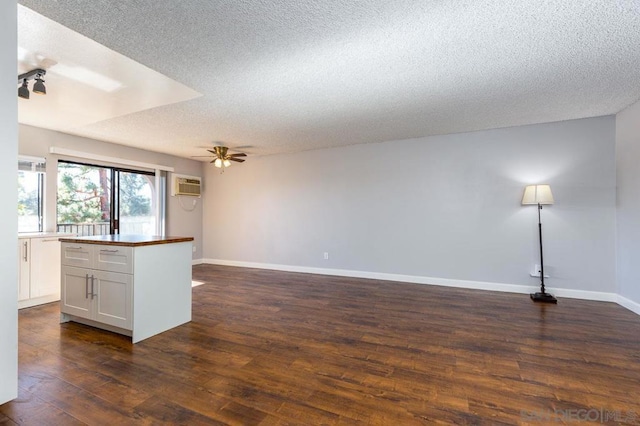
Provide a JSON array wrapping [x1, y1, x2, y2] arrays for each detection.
[[19, 232, 74, 238]]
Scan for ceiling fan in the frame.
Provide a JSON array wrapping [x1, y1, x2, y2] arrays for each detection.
[[192, 146, 247, 169]]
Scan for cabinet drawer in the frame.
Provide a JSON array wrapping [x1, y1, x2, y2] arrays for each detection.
[[95, 246, 133, 274], [61, 243, 93, 268]]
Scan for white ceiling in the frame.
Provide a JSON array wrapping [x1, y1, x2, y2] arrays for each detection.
[[17, 0, 640, 159], [18, 6, 201, 135]]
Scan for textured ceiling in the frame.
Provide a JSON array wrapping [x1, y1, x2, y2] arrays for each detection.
[[17, 0, 640, 159]]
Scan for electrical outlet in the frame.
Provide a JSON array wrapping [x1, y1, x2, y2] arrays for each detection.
[[323, 252, 329, 260], [192, 245, 197, 253], [530, 264, 550, 278]]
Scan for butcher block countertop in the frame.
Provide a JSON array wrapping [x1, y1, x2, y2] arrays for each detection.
[[59, 234, 194, 247]]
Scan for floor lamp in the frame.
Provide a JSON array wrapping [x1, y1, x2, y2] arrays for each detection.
[[522, 184, 557, 303]]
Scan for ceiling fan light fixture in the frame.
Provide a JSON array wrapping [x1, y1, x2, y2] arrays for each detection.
[[18, 79, 29, 99], [32, 75, 46, 95], [192, 145, 246, 170]]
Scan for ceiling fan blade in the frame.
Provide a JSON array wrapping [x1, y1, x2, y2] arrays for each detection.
[[229, 153, 247, 157], [228, 158, 245, 163]]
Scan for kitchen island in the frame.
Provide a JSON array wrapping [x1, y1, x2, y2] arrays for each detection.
[[59, 234, 194, 343]]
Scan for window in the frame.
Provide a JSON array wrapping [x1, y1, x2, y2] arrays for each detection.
[[57, 161, 160, 236], [117, 170, 156, 235], [18, 157, 45, 233]]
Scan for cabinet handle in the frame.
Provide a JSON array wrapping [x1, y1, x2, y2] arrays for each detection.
[[91, 275, 95, 299], [85, 274, 90, 298], [99, 249, 119, 253], [41, 238, 60, 242], [23, 241, 28, 261], [66, 246, 83, 250]]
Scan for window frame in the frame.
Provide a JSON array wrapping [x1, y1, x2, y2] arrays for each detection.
[[56, 159, 158, 236], [18, 156, 46, 234]]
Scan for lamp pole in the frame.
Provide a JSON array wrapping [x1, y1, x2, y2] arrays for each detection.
[[531, 201, 557, 303], [538, 203, 546, 294]]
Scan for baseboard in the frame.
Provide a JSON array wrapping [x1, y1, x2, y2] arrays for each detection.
[[203, 258, 538, 293], [616, 294, 640, 316], [192, 258, 204, 266], [549, 287, 618, 302], [18, 293, 60, 310], [60, 313, 132, 338], [200, 258, 632, 308], [200, 258, 640, 313]]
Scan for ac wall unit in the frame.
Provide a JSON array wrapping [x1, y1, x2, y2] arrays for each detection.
[[172, 174, 202, 197]]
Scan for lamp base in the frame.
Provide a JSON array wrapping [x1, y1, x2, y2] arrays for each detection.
[[530, 292, 557, 304]]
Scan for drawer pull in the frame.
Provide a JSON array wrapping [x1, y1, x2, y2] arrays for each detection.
[[66, 246, 83, 250], [41, 238, 60, 242], [100, 249, 119, 253]]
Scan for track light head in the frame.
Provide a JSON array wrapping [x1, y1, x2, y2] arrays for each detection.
[[18, 79, 29, 99], [32, 75, 46, 95]]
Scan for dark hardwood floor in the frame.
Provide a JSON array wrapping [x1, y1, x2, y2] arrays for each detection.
[[2, 264, 640, 425]]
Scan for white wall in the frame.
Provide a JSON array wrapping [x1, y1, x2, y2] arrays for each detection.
[[616, 99, 640, 308], [0, 0, 18, 405], [19, 125, 204, 258], [203, 116, 617, 295]]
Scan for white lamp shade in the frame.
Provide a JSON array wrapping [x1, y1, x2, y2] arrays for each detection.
[[223, 159, 231, 167], [522, 185, 554, 205], [213, 158, 222, 168]]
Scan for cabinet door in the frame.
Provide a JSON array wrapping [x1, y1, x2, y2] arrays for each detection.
[[18, 239, 30, 301], [94, 270, 132, 330], [30, 238, 61, 298], [60, 266, 92, 320]]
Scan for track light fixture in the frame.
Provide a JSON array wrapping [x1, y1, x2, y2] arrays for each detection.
[[18, 79, 29, 99], [33, 75, 46, 95], [17, 68, 47, 99]]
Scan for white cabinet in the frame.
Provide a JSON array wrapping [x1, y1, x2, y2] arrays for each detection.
[[61, 244, 133, 330], [60, 238, 192, 343], [61, 266, 132, 330], [60, 266, 92, 318], [31, 237, 63, 298], [18, 235, 64, 309]]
